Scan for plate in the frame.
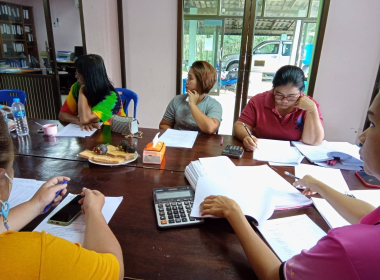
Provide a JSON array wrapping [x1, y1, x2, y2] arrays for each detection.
[[88, 152, 138, 166]]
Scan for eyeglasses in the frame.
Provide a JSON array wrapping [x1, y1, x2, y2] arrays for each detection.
[[274, 92, 300, 101]]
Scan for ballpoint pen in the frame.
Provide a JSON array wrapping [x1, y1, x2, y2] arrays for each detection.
[[242, 123, 258, 150], [220, 136, 224, 146], [284, 171, 300, 180], [43, 180, 68, 213]]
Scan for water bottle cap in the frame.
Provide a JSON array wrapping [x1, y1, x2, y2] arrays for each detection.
[[0, 105, 2, 109], [13, 98, 20, 102]]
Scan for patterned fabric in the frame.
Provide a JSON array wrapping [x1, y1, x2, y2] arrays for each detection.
[[60, 82, 125, 125]]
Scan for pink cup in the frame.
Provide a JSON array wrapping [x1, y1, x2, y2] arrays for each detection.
[[42, 124, 58, 136]]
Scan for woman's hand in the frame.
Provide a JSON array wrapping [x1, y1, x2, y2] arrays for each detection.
[[293, 175, 323, 195], [30, 176, 70, 214], [80, 122, 101, 131], [294, 96, 316, 112], [201, 195, 243, 218], [243, 135, 258, 151], [187, 90, 200, 106], [78, 187, 105, 217]]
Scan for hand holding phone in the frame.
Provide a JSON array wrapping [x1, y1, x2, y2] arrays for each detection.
[[48, 195, 82, 226], [78, 188, 105, 218]]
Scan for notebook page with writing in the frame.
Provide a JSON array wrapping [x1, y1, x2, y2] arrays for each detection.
[[259, 214, 326, 261]]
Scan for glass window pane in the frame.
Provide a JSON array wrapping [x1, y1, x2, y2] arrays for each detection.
[[310, 0, 321, 18], [220, 0, 245, 16], [256, 0, 263, 16], [184, 0, 218, 16], [264, 0, 309, 18], [282, 43, 292, 56], [255, 43, 279, 54]]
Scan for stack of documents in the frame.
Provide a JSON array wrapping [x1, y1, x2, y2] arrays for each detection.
[[55, 123, 98, 138], [259, 214, 326, 261], [292, 140, 363, 171], [253, 139, 304, 166], [188, 158, 312, 225], [158, 129, 198, 148]]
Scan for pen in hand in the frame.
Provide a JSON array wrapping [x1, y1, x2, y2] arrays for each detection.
[[284, 171, 300, 180], [242, 123, 258, 150], [43, 180, 68, 213]]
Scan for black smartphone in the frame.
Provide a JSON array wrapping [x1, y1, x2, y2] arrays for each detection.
[[48, 195, 82, 226], [355, 171, 380, 188]]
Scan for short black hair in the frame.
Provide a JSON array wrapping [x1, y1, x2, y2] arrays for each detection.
[[272, 65, 305, 92], [75, 54, 116, 107]]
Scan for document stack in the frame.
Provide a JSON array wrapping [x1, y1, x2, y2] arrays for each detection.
[[292, 140, 363, 171], [186, 156, 312, 226]]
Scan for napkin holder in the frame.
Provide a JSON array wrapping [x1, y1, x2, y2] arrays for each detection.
[[143, 141, 166, 164]]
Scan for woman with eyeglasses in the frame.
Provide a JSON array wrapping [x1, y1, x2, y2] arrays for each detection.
[[58, 54, 125, 131], [233, 65, 324, 150]]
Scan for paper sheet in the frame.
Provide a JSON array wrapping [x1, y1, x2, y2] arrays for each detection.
[[259, 214, 326, 261], [292, 140, 362, 163], [350, 190, 380, 207], [55, 123, 98, 138], [33, 194, 123, 245], [8, 178, 45, 208], [158, 129, 198, 148], [311, 197, 350, 229], [254, 139, 304, 165], [295, 164, 349, 193]]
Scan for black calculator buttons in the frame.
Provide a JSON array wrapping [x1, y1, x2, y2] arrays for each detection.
[[158, 203, 163, 207], [169, 219, 175, 224], [165, 203, 170, 207], [159, 211, 165, 215], [167, 210, 172, 215], [178, 206, 183, 210], [176, 199, 181, 202], [180, 213, 186, 218], [172, 206, 177, 210], [160, 216, 165, 220], [186, 210, 191, 214], [189, 217, 195, 221], [168, 215, 173, 219], [173, 210, 179, 214], [183, 199, 188, 201], [177, 202, 182, 206], [171, 203, 176, 206], [184, 202, 189, 205], [185, 205, 190, 209], [175, 218, 181, 223], [182, 218, 187, 222], [179, 210, 185, 213], [174, 214, 180, 218]]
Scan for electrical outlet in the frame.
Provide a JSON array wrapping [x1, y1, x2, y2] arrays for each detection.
[[53, 18, 60, 27]]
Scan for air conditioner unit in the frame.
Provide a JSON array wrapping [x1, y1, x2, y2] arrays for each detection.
[[75, 0, 79, 8]]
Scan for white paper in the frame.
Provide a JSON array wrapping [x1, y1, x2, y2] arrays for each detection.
[[292, 140, 362, 164], [190, 164, 312, 225], [254, 139, 304, 165], [152, 132, 160, 148], [158, 129, 198, 148], [8, 178, 45, 208], [33, 194, 123, 245], [295, 164, 349, 193], [55, 123, 99, 138], [259, 214, 326, 261], [350, 190, 380, 208], [312, 197, 350, 229]]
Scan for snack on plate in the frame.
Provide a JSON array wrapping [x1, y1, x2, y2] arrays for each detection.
[[79, 150, 97, 159], [93, 144, 108, 155], [106, 145, 117, 152], [107, 150, 135, 160], [92, 155, 125, 164]]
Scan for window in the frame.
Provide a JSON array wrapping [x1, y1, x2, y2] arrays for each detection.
[[282, 43, 292, 56], [254, 43, 279, 54]]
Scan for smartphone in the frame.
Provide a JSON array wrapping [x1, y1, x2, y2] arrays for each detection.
[[48, 195, 82, 226], [355, 171, 380, 188]]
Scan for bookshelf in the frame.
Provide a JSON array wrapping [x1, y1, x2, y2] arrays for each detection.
[[0, 1, 39, 67]]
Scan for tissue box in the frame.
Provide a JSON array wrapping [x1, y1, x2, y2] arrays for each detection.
[[143, 141, 166, 164]]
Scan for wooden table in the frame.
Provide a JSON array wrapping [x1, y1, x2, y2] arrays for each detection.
[[13, 119, 368, 279]]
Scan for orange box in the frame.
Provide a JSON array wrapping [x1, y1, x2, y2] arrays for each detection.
[[143, 141, 166, 164]]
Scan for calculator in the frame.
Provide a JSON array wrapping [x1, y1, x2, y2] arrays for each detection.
[[221, 145, 244, 159], [153, 186, 204, 228]]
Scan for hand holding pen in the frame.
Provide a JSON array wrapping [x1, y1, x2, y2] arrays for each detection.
[[29, 176, 70, 214], [242, 123, 258, 151]]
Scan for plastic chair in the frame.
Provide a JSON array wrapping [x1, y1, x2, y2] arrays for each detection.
[[0, 89, 27, 106], [115, 88, 138, 119]]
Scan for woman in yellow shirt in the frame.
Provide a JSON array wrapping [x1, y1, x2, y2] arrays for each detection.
[[0, 116, 124, 279]]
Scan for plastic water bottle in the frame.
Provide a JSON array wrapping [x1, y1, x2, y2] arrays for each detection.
[[0, 105, 8, 125], [11, 98, 29, 136]]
